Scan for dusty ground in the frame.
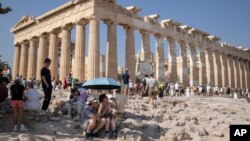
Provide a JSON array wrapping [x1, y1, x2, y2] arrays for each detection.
[[0, 89, 250, 141]]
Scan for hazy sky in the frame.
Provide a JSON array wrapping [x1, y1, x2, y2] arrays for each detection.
[[0, 0, 250, 68]]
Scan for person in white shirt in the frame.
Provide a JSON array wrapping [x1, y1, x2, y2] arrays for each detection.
[[233, 90, 238, 101], [147, 74, 157, 109], [129, 79, 134, 95], [23, 82, 41, 111], [170, 83, 175, 96], [174, 82, 179, 96]]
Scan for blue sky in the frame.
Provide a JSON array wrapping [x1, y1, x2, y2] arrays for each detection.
[[0, 0, 250, 68]]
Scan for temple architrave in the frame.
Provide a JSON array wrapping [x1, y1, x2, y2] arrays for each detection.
[[11, 0, 250, 89]]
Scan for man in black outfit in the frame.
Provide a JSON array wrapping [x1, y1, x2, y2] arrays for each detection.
[[41, 58, 52, 114], [122, 69, 130, 95]]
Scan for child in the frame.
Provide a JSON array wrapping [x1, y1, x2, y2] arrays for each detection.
[[10, 78, 28, 131]]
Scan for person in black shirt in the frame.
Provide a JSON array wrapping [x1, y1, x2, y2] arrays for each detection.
[[122, 69, 130, 95], [41, 58, 52, 113], [10, 78, 28, 131]]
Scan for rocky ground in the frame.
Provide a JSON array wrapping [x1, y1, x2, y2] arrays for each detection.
[[0, 89, 250, 141]]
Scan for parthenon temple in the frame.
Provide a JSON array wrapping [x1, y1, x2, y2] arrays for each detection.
[[11, 0, 250, 89]]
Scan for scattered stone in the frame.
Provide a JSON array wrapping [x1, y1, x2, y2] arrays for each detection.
[[118, 128, 150, 141], [213, 132, 224, 137], [49, 117, 61, 122], [176, 121, 186, 127], [198, 127, 209, 136]]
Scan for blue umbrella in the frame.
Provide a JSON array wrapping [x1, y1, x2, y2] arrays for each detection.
[[82, 77, 121, 90]]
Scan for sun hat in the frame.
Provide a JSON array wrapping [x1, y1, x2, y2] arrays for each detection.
[[86, 96, 98, 105]]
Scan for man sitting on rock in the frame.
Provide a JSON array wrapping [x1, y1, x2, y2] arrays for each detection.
[[81, 96, 106, 139]]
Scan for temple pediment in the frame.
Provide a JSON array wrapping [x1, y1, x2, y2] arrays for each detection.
[[13, 16, 35, 29]]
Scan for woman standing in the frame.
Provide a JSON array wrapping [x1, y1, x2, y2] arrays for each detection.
[[10, 78, 28, 131]]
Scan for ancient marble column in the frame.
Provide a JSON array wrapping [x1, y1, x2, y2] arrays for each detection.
[[12, 45, 21, 78], [178, 41, 188, 87], [60, 25, 71, 81], [27, 38, 37, 80], [73, 21, 86, 81], [100, 55, 106, 77], [105, 21, 118, 80], [88, 16, 100, 80], [124, 26, 135, 82], [233, 57, 240, 88], [236, 59, 241, 88], [239, 59, 245, 89], [189, 44, 198, 86], [198, 48, 206, 86], [155, 35, 165, 82], [36, 34, 47, 80], [19, 41, 29, 79], [220, 53, 228, 87], [48, 30, 59, 80], [245, 61, 250, 89], [213, 51, 222, 87], [167, 37, 177, 83], [227, 56, 235, 88], [205, 49, 215, 86], [140, 30, 151, 62]]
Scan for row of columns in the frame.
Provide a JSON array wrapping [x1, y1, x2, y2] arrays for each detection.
[[12, 17, 250, 89], [12, 17, 136, 82]]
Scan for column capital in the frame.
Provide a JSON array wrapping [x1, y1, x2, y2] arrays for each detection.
[[75, 18, 88, 25], [20, 40, 29, 45], [178, 40, 186, 46], [103, 19, 117, 26], [166, 36, 175, 43], [49, 28, 61, 34], [61, 23, 73, 31], [139, 29, 150, 34], [39, 33, 48, 39], [188, 43, 196, 48], [30, 36, 39, 42], [87, 15, 101, 21], [154, 33, 163, 39], [123, 25, 134, 31]]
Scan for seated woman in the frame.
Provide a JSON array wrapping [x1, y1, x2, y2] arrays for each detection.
[[98, 94, 118, 139], [23, 82, 40, 111], [81, 96, 105, 139], [65, 88, 89, 120], [64, 88, 79, 119]]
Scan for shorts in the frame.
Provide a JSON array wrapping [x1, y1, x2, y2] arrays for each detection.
[[124, 84, 128, 89], [11, 100, 24, 108], [148, 87, 155, 97]]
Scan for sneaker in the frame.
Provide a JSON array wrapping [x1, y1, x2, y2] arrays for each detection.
[[112, 130, 118, 139], [91, 132, 99, 137], [63, 114, 71, 119], [105, 131, 112, 139], [85, 132, 93, 140], [38, 110, 46, 116], [73, 115, 80, 121], [20, 125, 28, 132], [13, 125, 18, 132]]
